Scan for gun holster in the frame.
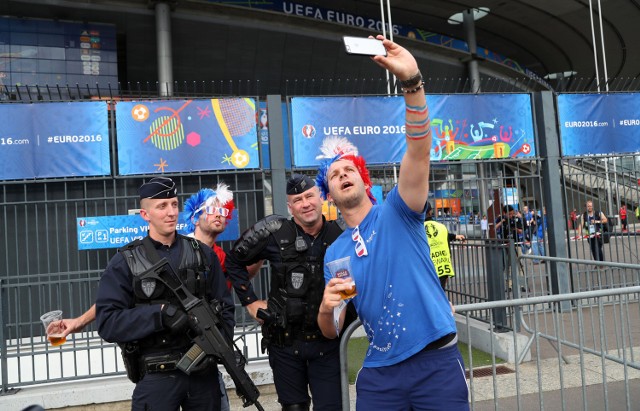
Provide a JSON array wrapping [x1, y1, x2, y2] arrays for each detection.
[[119, 342, 144, 383]]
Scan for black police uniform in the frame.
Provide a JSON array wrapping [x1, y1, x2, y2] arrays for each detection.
[[96, 234, 234, 411], [226, 212, 353, 411]]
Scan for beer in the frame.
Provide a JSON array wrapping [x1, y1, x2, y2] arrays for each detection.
[[339, 281, 358, 300], [40, 310, 65, 346], [336, 268, 358, 300], [327, 257, 357, 300], [48, 334, 66, 347]]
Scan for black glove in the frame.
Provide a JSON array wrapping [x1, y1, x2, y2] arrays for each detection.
[[161, 304, 189, 333]]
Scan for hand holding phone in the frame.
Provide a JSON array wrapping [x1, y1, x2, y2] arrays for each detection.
[[343, 36, 387, 57]]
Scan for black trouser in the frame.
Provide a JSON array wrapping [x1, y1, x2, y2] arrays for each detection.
[[268, 338, 342, 411], [588, 236, 605, 261], [132, 367, 221, 411]]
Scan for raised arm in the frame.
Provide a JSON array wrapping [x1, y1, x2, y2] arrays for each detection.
[[371, 36, 431, 212]]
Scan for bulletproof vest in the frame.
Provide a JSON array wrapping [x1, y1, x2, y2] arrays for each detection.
[[270, 219, 343, 334], [119, 235, 209, 354]]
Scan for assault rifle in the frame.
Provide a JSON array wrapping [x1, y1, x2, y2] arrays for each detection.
[[140, 258, 264, 411]]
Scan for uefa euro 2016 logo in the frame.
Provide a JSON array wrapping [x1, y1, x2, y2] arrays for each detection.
[[301, 124, 316, 139]]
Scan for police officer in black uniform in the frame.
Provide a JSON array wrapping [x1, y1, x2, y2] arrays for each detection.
[[226, 174, 353, 411], [96, 177, 234, 411], [495, 204, 527, 292]]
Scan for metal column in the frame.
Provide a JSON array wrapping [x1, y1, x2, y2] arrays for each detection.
[[534, 91, 571, 311], [155, 1, 173, 96], [266, 95, 288, 217]]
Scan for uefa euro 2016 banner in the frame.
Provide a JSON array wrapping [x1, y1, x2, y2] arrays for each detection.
[[76, 210, 240, 250], [291, 94, 536, 167], [558, 93, 640, 156], [116, 99, 259, 175], [0, 102, 110, 180]]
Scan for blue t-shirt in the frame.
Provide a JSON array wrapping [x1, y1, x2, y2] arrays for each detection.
[[324, 187, 456, 368], [536, 214, 546, 237]]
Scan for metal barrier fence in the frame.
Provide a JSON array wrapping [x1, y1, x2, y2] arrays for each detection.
[[0, 275, 268, 393], [0, 76, 563, 103], [2, 75, 639, 103], [340, 281, 640, 410]]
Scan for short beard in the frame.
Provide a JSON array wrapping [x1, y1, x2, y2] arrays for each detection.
[[200, 221, 225, 237], [333, 190, 363, 211]]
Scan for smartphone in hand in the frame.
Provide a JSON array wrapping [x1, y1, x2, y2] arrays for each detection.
[[343, 36, 387, 56]]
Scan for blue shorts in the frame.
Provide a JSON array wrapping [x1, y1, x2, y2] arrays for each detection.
[[355, 344, 469, 411]]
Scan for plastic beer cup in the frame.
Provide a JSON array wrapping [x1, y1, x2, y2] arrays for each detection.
[[40, 310, 66, 346], [326, 256, 357, 300]]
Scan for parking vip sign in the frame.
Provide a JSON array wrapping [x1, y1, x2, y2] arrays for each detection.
[[76, 211, 239, 250]]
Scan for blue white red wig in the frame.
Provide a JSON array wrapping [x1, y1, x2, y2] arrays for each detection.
[[183, 183, 235, 233], [315, 136, 376, 204]]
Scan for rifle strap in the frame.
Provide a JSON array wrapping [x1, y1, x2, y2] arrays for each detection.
[[142, 236, 163, 264]]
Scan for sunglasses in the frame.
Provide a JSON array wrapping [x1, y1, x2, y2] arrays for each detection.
[[196, 204, 229, 217], [351, 225, 368, 257]]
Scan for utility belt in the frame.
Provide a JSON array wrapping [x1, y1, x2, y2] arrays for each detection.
[[141, 352, 183, 374], [262, 325, 324, 349]]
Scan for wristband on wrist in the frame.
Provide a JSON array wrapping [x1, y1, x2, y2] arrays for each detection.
[[400, 71, 423, 88], [402, 81, 425, 94]]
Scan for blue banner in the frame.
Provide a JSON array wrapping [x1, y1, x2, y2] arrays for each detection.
[[77, 210, 240, 250], [116, 99, 259, 175], [291, 94, 535, 166], [0, 102, 110, 180], [558, 93, 640, 156]]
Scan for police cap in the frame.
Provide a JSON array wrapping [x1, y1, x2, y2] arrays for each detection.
[[286, 173, 315, 195], [139, 177, 177, 200]]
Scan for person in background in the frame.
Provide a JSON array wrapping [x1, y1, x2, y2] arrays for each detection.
[[481, 214, 489, 239], [424, 202, 466, 289], [95, 177, 234, 411], [570, 208, 578, 231], [316, 36, 468, 410], [183, 183, 263, 284], [619, 204, 628, 233], [183, 183, 263, 411], [495, 205, 527, 292], [531, 207, 547, 264], [581, 200, 608, 262], [521, 205, 534, 255]]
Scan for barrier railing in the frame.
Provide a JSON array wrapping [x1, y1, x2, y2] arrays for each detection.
[[0, 277, 267, 394], [340, 285, 640, 410]]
